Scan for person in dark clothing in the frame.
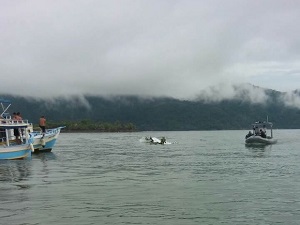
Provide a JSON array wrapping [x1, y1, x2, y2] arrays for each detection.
[[260, 129, 266, 138]]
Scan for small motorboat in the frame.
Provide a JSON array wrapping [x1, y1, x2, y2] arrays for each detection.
[[245, 120, 277, 145]]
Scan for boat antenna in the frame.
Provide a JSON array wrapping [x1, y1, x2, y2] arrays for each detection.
[[267, 116, 273, 138]]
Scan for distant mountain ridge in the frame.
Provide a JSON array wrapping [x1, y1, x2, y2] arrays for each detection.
[[1, 86, 300, 130]]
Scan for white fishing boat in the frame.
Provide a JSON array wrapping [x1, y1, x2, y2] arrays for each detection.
[[245, 120, 277, 145], [0, 98, 64, 153], [0, 100, 34, 159], [30, 126, 65, 152]]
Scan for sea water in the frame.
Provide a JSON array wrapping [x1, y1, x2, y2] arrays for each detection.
[[0, 130, 300, 225]]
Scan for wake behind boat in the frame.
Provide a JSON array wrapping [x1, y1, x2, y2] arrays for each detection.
[[245, 120, 277, 145]]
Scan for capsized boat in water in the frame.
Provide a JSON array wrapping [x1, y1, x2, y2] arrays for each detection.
[[245, 120, 277, 145], [143, 136, 170, 145]]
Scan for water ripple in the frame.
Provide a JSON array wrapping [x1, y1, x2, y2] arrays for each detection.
[[1, 130, 300, 225]]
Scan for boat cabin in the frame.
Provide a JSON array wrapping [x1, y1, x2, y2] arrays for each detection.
[[0, 119, 31, 146], [246, 121, 273, 139]]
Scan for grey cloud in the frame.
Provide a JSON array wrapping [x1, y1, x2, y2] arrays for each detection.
[[1, 0, 300, 101], [196, 83, 268, 103], [281, 90, 300, 109]]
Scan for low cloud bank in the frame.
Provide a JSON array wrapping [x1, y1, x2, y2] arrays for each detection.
[[281, 90, 300, 109], [195, 83, 268, 103], [3, 83, 300, 110], [196, 83, 300, 110]]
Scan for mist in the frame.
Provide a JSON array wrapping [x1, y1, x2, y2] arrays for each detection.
[[1, 0, 300, 107]]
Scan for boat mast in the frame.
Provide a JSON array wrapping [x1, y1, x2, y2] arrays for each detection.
[[0, 99, 11, 118], [271, 125, 273, 138], [266, 115, 273, 138]]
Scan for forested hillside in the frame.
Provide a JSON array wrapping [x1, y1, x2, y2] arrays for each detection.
[[1, 90, 300, 131]]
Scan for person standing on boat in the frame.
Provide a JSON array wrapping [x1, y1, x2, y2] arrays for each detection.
[[39, 116, 46, 134], [16, 112, 22, 120], [13, 112, 19, 138], [12, 112, 17, 120], [13, 112, 22, 144]]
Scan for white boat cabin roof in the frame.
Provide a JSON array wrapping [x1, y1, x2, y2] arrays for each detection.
[[251, 121, 273, 128], [0, 119, 30, 129]]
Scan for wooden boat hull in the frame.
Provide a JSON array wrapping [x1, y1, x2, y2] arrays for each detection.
[[32, 127, 64, 152], [0, 145, 32, 160]]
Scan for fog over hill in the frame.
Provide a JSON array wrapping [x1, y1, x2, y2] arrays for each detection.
[[2, 1, 300, 99], [1, 85, 300, 131]]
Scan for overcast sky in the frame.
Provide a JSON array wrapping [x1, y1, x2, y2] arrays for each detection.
[[1, 0, 300, 101]]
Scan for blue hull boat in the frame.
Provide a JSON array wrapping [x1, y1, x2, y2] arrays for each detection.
[[0, 146, 32, 160], [0, 120, 34, 159], [31, 126, 65, 152], [0, 98, 35, 159]]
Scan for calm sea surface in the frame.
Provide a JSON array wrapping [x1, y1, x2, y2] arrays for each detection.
[[0, 130, 300, 225]]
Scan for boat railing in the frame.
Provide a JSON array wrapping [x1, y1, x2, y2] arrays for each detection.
[[0, 118, 29, 125], [46, 128, 59, 135], [31, 126, 64, 136]]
